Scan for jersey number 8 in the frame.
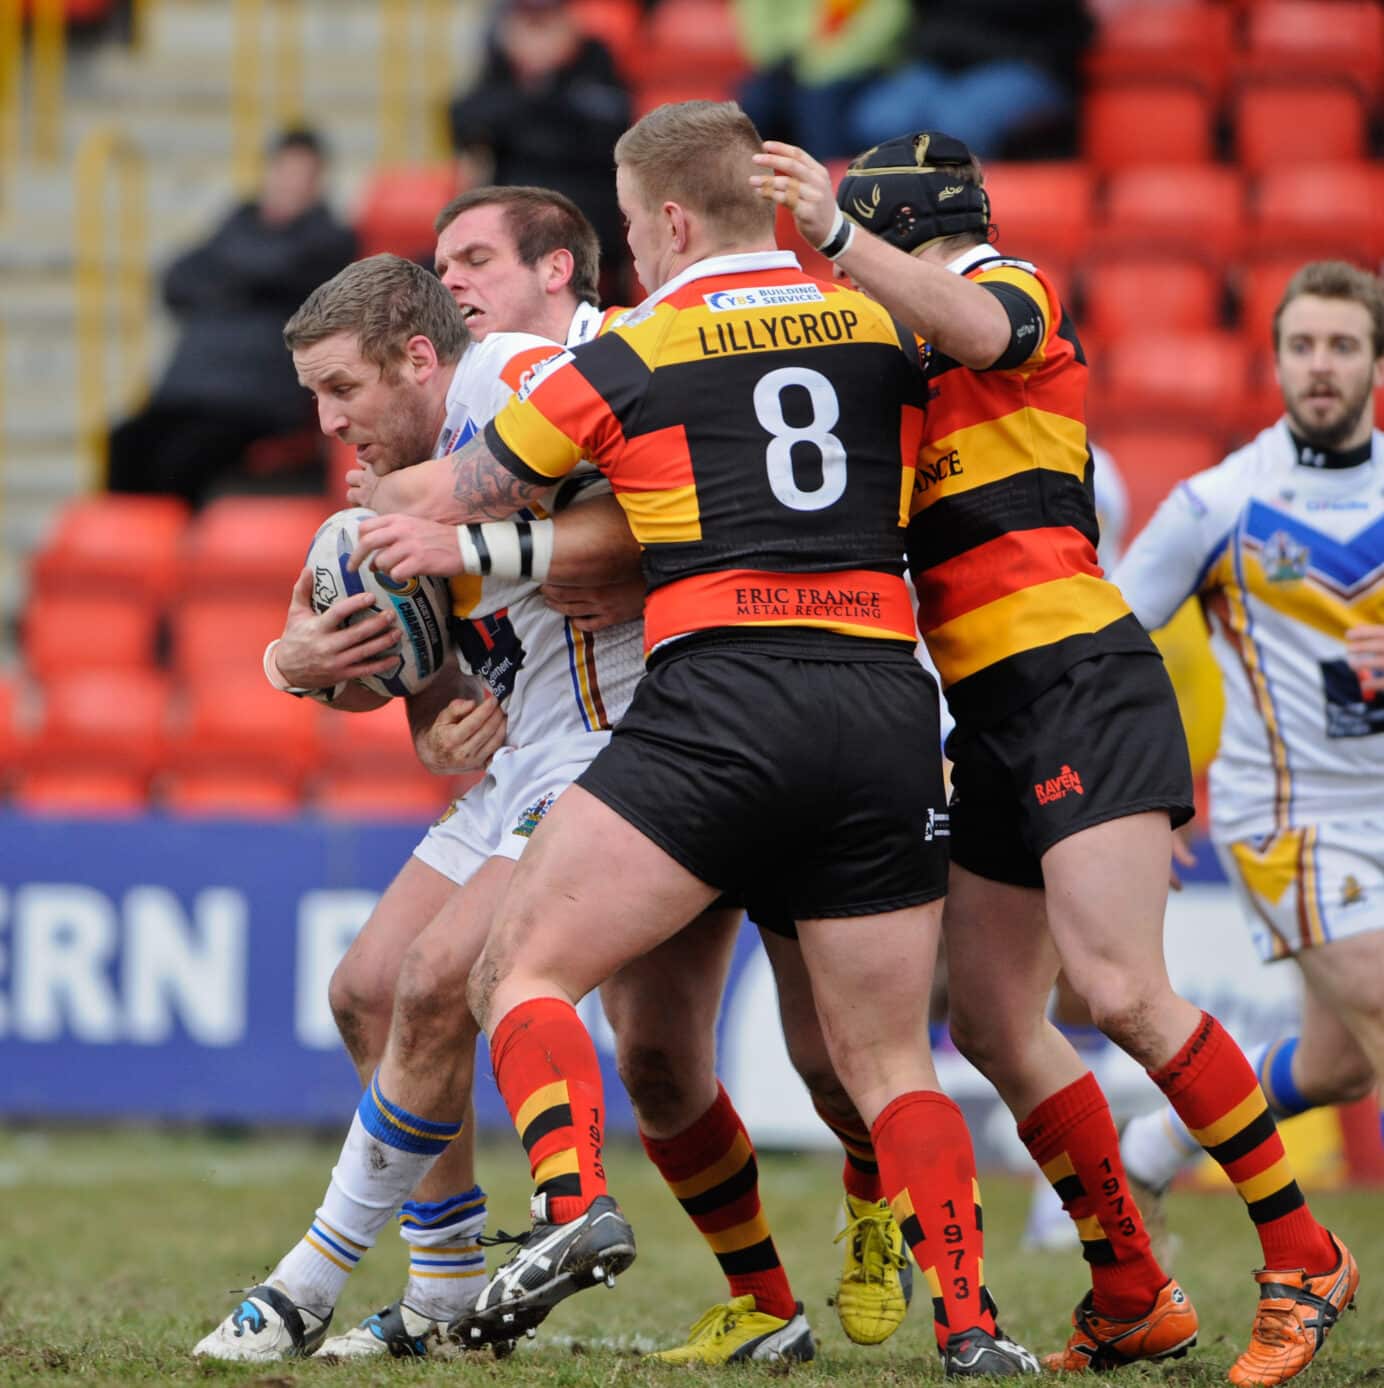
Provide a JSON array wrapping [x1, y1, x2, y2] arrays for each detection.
[[753, 366, 846, 513]]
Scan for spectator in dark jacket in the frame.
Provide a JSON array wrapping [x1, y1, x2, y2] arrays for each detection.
[[447, 0, 630, 290], [849, 0, 1094, 158], [107, 128, 358, 506]]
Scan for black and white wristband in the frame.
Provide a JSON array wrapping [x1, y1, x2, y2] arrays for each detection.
[[456, 518, 555, 582], [817, 207, 856, 261]]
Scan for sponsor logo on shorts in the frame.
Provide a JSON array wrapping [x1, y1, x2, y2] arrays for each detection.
[[1341, 874, 1366, 907], [924, 808, 950, 842], [703, 284, 825, 311], [512, 791, 556, 838], [1034, 764, 1084, 805]]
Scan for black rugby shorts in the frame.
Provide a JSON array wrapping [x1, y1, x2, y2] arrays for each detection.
[[577, 639, 949, 920], [946, 651, 1195, 889]]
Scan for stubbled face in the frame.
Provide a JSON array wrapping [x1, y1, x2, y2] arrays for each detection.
[[293, 331, 437, 474], [617, 162, 670, 295], [434, 204, 551, 339], [1275, 294, 1383, 450]]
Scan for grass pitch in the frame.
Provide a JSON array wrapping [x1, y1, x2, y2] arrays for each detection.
[[1, 1127, 1381, 1386]]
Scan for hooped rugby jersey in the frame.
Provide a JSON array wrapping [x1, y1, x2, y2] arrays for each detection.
[[483, 250, 927, 654], [435, 329, 644, 742], [1113, 420, 1384, 843], [909, 245, 1154, 727]]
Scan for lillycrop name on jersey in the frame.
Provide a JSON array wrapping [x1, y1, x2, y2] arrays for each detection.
[[696, 308, 861, 358]]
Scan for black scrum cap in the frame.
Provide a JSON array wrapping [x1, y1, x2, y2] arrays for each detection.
[[835, 131, 990, 253]]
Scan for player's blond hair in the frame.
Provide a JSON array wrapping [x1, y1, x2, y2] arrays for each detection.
[[283, 253, 468, 374], [1273, 260, 1384, 359], [614, 100, 774, 244]]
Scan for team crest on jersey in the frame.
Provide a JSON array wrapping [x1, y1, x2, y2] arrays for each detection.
[[1341, 875, 1366, 907], [1263, 530, 1310, 582], [433, 801, 459, 827], [512, 791, 556, 838], [703, 284, 824, 311]]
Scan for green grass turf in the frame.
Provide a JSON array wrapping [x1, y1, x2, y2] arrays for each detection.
[[0, 1127, 1380, 1386]]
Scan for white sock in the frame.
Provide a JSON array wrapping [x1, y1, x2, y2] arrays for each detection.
[[398, 1186, 489, 1321], [271, 1079, 460, 1317], [1121, 1105, 1202, 1192]]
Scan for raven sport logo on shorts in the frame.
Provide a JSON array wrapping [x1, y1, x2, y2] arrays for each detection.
[[512, 792, 557, 838], [1034, 765, 1084, 805]]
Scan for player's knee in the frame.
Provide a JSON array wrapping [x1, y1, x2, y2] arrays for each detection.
[[1329, 1051, 1378, 1104], [393, 941, 473, 1056], [328, 959, 392, 1067], [618, 1042, 701, 1132], [1085, 985, 1161, 1058]]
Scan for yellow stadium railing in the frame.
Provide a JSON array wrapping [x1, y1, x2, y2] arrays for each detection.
[[378, 0, 455, 166], [231, 0, 303, 194], [74, 127, 148, 489], [31, 0, 64, 163]]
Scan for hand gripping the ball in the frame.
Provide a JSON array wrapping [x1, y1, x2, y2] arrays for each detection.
[[351, 514, 464, 582], [274, 565, 402, 689]]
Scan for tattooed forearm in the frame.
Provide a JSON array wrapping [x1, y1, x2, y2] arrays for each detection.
[[449, 434, 546, 521]]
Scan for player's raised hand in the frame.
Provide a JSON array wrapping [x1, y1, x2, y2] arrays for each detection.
[[274, 565, 400, 687], [415, 686, 508, 774], [541, 575, 646, 633], [1345, 624, 1384, 698], [351, 514, 463, 579], [750, 141, 837, 248]]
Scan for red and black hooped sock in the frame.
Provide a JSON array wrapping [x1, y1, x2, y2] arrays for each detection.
[[489, 996, 607, 1225], [872, 1090, 995, 1349], [1149, 1012, 1336, 1274], [640, 1083, 796, 1319], [1018, 1071, 1166, 1317], [812, 1095, 884, 1204]]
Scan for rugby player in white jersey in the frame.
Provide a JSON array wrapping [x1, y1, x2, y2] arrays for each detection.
[[194, 248, 647, 1361], [1112, 262, 1384, 1278]]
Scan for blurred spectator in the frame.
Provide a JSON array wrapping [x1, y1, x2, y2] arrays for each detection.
[[849, 0, 1094, 159], [107, 128, 357, 507], [447, 0, 630, 290], [734, 0, 910, 160]]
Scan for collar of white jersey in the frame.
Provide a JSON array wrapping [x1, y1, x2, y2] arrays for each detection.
[[943, 243, 1033, 277], [566, 300, 606, 346], [617, 250, 802, 325]]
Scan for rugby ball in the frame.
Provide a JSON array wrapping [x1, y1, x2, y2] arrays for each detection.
[[305, 506, 454, 699]]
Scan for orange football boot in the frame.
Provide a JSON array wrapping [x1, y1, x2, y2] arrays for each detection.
[[1043, 1279, 1198, 1372], [1228, 1234, 1358, 1386]]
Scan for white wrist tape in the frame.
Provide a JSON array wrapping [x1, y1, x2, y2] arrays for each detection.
[[455, 518, 555, 582], [262, 638, 343, 704], [817, 206, 856, 260]]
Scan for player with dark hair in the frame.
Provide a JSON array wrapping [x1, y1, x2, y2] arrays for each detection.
[[755, 133, 1360, 1385]]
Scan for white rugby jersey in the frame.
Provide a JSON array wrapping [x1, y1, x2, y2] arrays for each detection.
[[432, 328, 644, 743], [1113, 419, 1384, 841]]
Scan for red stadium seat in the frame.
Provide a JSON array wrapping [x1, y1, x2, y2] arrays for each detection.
[[164, 675, 322, 787], [1086, 3, 1235, 97], [319, 699, 417, 771], [20, 669, 171, 779], [1240, 2, 1384, 99], [0, 674, 19, 783], [161, 771, 301, 817], [355, 164, 461, 261], [570, 0, 642, 77], [1095, 332, 1253, 432], [14, 769, 150, 815], [981, 162, 1095, 277], [1238, 255, 1316, 347], [167, 596, 289, 680], [315, 771, 453, 821], [1081, 257, 1224, 343], [1249, 164, 1384, 262], [632, 76, 737, 120], [179, 495, 331, 599], [1232, 82, 1368, 172], [22, 594, 159, 681], [1097, 427, 1226, 538], [638, 0, 749, 87], [1084, 83, 1215, 171], [29, 493, 190, 606], [1097, 166, 1247, 266]]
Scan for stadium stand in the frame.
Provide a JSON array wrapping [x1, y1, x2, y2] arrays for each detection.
[[981, 161, 1093, 287], [1096, 165, 1247, 268], [1232, 80, 1369, 170], [18, 668, 171, 784], [1081, 255, 1224, 344], [1095, 331, 1254, 436], [1238, 1, 1383, 100], [1084, 1, 1235, 98], [21, 593, 161, 682], [167, 595, 290, 681], [178, 495, 330, 600], [354, 164, 461, 261], [1249, 163, 1384, 263], [13, 768, 152, 815], [1083, 81, 1216, 169]]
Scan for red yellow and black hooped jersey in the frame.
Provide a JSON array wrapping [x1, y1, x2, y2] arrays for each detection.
[[910, 245, 1155, 727], [484, 250, 929, 655]]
